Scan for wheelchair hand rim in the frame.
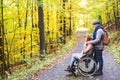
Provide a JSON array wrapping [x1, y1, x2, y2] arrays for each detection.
[[78, 57, 97, 76]]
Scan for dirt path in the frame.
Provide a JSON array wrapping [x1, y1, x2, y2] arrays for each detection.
[[37, 42, 120, 80]]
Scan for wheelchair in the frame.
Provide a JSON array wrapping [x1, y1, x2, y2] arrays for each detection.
[[70, 49, 97, 77]]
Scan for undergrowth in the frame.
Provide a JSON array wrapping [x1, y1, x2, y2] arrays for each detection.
[[107, 31, 120, 64], [7, 37, 76, 80]]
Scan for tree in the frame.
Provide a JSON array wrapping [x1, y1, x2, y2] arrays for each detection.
[[30, 0, 34, 58], [0, 0, 7, 76], [23, 0, 29, 59], [69, 0, 72, 36], [63, 0, 67, 44], [37, 0, 46, 60]]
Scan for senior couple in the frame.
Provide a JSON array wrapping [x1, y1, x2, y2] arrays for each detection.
[[65, 21, 105, 76]]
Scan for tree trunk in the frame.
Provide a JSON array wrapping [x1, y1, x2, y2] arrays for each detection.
[[113, 1, 118, 30], [30, 0, 34, 58], [17, 0, 23, 58], [63, 0, 66, 44], [37, 0, 46, 60], [0, 0, 7, 76], [69, 0, 72, 36], [23, 0, 28, 59], [116, 0, 120, 30]]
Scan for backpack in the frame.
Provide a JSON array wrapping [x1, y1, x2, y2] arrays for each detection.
[[102, 28, 109, 45]]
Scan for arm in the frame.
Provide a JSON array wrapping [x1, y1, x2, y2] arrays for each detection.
[[89, 29, 104, 45]]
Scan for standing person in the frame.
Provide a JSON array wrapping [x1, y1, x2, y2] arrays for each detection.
[[86, 21, 104, 76]]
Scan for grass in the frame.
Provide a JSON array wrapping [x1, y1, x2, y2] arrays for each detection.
[[106, 31, 120, 64], [107, 44, 120, 64], [7, 37, 77, 80], [0, 76, 2, 80]]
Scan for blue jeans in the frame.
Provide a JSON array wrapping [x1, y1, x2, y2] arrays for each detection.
[[70, 53, 80, 67], [94, 50, 103, 71]]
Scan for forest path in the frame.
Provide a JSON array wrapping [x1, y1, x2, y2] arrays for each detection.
[[33, 31, 120, 80], [37, 42, 120, 80]]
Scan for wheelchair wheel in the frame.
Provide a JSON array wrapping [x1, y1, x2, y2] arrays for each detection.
[[77, 57, 97, 76]]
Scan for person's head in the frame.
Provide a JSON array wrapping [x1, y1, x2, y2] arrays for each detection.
[[84, 34, 92, 42], [92, 21, 101, 28]]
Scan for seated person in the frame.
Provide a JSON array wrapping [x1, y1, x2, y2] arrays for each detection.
[[65, 35, 93, 71]]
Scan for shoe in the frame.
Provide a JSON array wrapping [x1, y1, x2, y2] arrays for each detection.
[[64, 65, 72, 72], [65, 73, 73, 77], [93, 71, 103, 76]]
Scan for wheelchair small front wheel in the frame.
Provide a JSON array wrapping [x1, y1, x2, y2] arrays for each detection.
[[77, 57, 97, 76]]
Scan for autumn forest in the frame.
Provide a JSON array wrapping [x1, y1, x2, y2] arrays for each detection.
[[0, 0, 120, 79]]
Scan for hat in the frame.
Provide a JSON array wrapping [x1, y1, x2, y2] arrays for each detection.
[[92, 21, 101, 25]]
